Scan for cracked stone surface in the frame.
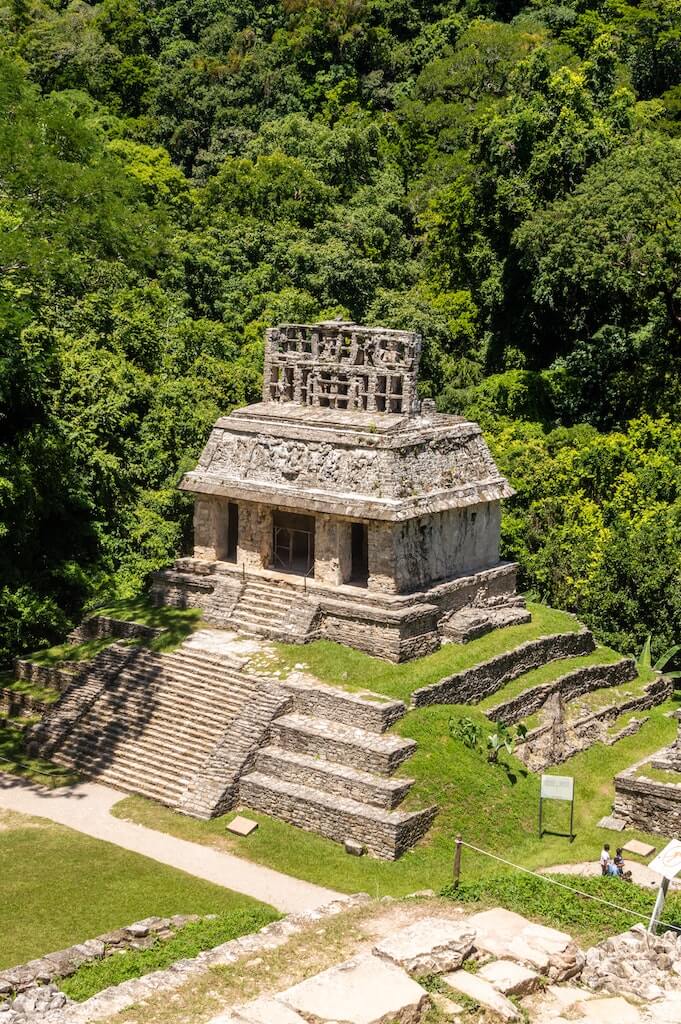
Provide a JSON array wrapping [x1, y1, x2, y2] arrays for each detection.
[[373, 916, 475, 975], [442, 969, 520, 1021], [468, 907, 574, 973], [478, 958, 541, 995], [277, 953, 428, 1024]]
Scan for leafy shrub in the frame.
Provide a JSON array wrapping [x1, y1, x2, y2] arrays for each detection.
[[442, 872, 681, 944]]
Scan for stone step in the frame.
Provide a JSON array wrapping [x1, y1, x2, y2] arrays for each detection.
[[97, 661, 262, 703], [113, 656, 259, 694], [53, 752, 185, 804], [238, 771, 436, 860], [254, 746, 413, 810], [75, 685, 248, 728], [238, 593, 291, 612], [57, 715, 225, 761], [56, 727, 211, 776], [270, 713, 416, 775], [163, 648, 245, 673], [282, 679, 405, 734]]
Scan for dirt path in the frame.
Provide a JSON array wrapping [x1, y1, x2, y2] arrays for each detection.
[[543, 859, 678, 890], [0, 775, 339, 913]]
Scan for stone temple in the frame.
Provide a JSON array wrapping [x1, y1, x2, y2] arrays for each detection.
[[153, 321, 526, 661]]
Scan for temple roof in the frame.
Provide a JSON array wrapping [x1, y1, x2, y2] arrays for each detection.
[[180, 399, 514, 522]]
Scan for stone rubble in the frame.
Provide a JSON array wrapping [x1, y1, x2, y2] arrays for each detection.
[[582, 923, 681, 1003], [0, 915, 202, 1023]]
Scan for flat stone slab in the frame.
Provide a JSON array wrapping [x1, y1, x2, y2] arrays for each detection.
[[442, 969, 519, 1021], [430, 992, 464, 1017], [373, 916, 475, 974], [576, 996, 643, 1024], [467, 908, 572, 972], [227, 816, 259, 837], [478, 959, 540, 995], [233, 996, 308, 1023], [597, 815, 627, 832], [622, 839, 656, 857], [278, 953, 428, 1024], [545, 984, 594, 1011]]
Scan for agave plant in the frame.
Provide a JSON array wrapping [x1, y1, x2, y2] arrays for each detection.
[[637, 635, 681, 678]]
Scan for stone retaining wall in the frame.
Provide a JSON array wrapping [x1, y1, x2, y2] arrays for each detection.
[[14, 660, 78, 690], [0, 689, 52, 718], [282, 678, 406, 733], [253, 748, 412, 809], [411, 628, 595, 708], [487, 658, 637, 726], [516, 675, 672, 770], [69, 616, 164, 644], [238, 774, 436, 859], [0, 914, 202, 1012], [613, 759, 681, 836]]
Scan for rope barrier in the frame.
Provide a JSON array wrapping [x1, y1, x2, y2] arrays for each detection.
[[454, 837, 681, 933]]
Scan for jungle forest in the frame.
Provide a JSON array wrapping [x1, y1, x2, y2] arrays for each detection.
[[1, 0, 679, 664]]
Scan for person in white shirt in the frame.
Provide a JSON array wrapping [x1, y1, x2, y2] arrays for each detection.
[[600, 844, 611, 876]]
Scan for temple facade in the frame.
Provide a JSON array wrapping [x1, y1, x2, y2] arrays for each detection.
[[152, 321, 526, 661]]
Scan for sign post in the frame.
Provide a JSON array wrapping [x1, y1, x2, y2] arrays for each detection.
[[539, 775, 575, 840], [647, 839, 681, 933]]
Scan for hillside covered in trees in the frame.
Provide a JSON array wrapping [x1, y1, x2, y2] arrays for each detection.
[[1, 0, 679, 664]]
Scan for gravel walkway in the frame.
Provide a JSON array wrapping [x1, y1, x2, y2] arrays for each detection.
[[0, 775, 339, 913]]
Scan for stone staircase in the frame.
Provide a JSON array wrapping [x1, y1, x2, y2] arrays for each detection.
[[238, 680, 437, 860], [226, 578, 318, 642], [28, 644, 289, 818]]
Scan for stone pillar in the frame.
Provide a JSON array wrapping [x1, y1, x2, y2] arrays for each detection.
[[337, 521, 353, 584], [193, 497, 229, 561], [367, 522, 398, 593], [237, 501, 272, 571], [315, 515, 341, 586]]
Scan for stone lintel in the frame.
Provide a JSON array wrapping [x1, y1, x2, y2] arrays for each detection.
[[179, 474, 514, 521]]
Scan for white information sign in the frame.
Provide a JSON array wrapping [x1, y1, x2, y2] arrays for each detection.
[[540, 775, 574, 801], [649, 839, 681, 881]]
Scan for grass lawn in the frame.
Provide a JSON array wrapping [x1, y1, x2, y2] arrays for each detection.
[[0, 808, 278, 971], [0, 719, 79, 788], [269, 601, 581, 701], [20, 599, 203, 669], [92, 597, 203, 653]]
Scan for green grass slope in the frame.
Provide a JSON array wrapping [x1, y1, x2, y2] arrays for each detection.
[[0, 811, 278, 970]]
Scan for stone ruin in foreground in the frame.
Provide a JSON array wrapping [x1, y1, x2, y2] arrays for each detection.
[[152, 320, 527, 660]]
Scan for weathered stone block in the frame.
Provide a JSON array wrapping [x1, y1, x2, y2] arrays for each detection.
[[373, 917, 475, 975]]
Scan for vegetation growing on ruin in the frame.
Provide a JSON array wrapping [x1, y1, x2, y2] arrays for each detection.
[[1, 1, 680, 667]]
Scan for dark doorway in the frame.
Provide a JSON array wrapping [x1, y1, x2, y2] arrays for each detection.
[[226, 502, 238, 562], [350, 522, 368, 586], [273, 511, 315, 576]]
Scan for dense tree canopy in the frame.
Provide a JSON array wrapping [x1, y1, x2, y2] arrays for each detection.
[[0, 0, 679, 663]]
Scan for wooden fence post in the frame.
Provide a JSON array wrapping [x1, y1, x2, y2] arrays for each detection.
[[453, 834, 463, 889]]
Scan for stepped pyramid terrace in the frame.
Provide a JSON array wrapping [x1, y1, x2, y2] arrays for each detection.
[[16, 321, 673, 861], [152, 320, 526, 661]]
